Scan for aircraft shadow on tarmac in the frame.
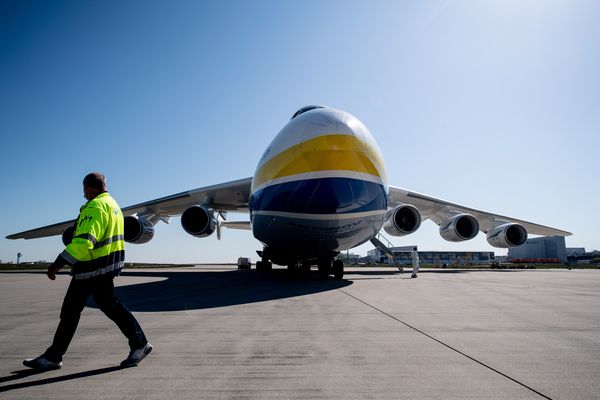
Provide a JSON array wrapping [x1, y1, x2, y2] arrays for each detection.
[[88, 269, 353, 312]]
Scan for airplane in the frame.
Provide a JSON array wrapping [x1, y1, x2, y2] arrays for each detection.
[[7, 106, 571, 279]]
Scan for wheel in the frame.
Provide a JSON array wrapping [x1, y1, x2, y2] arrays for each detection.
[[333, 260, 344, 279], [256, 260, 272, 272]]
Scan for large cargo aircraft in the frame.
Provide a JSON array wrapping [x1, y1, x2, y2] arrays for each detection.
[[7, 106, 571, 278]]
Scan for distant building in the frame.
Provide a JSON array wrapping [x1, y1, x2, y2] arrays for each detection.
[[367, 245, 417, 264], [366, 246, 494, 266], [337, 253, 361, 264], [358, 256, 371, 264], [508, 236, 567, 263], [566, 248, 586, 257], [567, 249, 600, 264], [414, 251, 494, 266]]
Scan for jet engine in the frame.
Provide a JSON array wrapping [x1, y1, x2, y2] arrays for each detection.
[[181, 205, 217, 238], [439, 214, 479, 242], [383, 204, 422, 236], [62, 225, 75, 246], [486, 223, 527, 248], [124, 216, 155, 244]]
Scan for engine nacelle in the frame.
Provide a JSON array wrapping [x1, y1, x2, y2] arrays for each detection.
[[486, 223, 527, 248], [181, 205, 217, 238], [62, 225, 75, 246], [124, 216, 155, 244], [383, 205, 422, 236], [439, 214, 480, 242]]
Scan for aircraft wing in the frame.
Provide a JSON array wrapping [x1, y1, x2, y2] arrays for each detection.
[[388, 186, 571, 236], [6, 220, 77, 240], [6, 177, 253, 240]]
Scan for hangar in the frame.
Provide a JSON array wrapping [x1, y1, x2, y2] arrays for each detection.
[[508, 236, 567, 263]]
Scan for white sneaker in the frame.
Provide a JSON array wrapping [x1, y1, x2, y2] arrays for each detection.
[[120, 343, 153, 367], [23, 355, 63, 370]]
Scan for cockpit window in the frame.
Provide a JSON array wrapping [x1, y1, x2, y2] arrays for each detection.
[[291, 105, 325, 120]]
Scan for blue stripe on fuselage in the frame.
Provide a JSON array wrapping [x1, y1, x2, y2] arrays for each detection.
[[249, 177, 387, 215]]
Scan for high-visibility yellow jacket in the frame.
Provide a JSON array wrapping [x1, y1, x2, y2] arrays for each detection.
[[61, 192, 125, 279]]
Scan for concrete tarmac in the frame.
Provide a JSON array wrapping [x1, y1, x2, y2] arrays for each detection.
[[0, 267, 599, 399]]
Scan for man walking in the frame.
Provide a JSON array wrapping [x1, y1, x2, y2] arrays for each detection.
[[411, 247, 420, 278], [24, 172, 152, 370]]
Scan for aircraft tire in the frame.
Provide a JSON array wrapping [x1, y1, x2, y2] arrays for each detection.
[[256, 260, 272, 272]]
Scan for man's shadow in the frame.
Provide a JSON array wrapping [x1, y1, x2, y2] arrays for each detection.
[[90, 268, 353, 312], [0, 366, 123, 393]]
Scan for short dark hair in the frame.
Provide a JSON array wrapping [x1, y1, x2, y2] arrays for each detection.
[[83, 172, 107, 191]]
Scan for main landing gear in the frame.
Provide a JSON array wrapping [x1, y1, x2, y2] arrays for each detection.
[[255, 259, 272, 272], [318, 258, 344, 280], [255, 249, 272, 272]]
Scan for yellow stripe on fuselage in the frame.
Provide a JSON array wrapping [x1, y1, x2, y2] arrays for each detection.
[[252, 134, 387, 192]]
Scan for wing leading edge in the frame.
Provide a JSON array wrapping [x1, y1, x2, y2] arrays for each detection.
[[388, 186, 571, 237], [6, 177, 253, 240]]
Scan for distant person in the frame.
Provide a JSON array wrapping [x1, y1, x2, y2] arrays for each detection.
[[411, 248, 420, 278], [23, 172, 152, 370]]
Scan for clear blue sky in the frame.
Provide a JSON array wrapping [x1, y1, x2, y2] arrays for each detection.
[[1, 0, 598, 264]]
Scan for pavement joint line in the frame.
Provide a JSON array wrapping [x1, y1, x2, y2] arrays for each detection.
[[338, 288, 554, 400]]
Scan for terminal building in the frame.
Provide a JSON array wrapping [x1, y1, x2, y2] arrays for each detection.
[[507, 236, 567, 263], [366, 246, 495, 266]]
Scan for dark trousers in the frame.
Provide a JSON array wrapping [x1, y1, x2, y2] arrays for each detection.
[[44, 273, 147, 362]]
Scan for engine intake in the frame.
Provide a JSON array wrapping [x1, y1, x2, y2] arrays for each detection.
[[383, 205, 422, 236], [439, 214, 479, 242], [124, 216, 155, 244], [181, 205, 217, 238], [486, 223, 527, 248]]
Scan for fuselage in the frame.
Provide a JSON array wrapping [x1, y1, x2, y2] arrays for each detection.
[[249, 107, 389, 265]]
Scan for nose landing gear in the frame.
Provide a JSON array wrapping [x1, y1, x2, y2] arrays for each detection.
[[255, 249, 272, 272]]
